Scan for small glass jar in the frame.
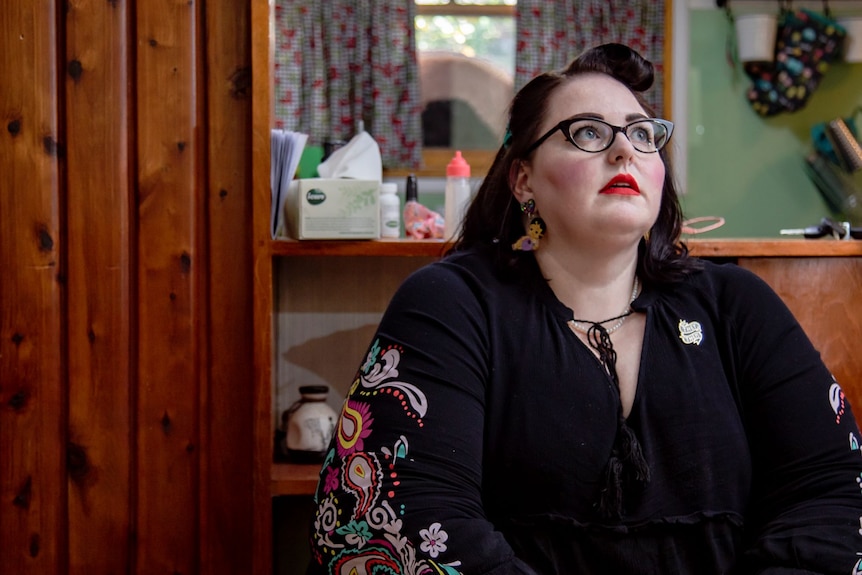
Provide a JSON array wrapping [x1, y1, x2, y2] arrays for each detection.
[[281, 385, 338, 463]]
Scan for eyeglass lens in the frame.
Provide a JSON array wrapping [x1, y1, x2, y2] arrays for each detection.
[[568, 119, 669, 153]]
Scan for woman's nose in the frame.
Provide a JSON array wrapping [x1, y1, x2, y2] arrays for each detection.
[[607, 131, 636, 162]]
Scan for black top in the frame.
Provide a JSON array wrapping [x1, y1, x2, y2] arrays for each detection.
[[307, 248, 862, 574]]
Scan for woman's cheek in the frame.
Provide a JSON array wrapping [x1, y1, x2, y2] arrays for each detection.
[[644, 159, 666, 193], [547, 158, 591, 190]]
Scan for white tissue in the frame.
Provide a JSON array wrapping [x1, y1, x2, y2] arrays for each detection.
[[316, 131, 382, 181]]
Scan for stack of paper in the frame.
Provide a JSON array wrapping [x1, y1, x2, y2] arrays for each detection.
[[271, 129, 308, 238]]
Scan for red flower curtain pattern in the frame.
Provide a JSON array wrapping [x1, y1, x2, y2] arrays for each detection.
[[274, 0, 424, 168], [515, 0, 666, 114]]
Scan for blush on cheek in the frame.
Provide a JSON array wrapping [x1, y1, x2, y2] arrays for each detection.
[[647, 160, 665, 188], [645, 160, 666, 190], [547, 158, 590, 188]]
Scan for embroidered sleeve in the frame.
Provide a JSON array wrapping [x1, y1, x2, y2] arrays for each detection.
[[722, 266, 862, 574], [307, 265, 538, 575]]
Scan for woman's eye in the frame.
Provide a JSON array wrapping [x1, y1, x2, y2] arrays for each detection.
[[631, 127, 653, 143], [574, 126, 600, 141]]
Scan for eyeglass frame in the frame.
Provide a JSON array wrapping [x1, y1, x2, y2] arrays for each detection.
[[524, 116, 675, 155]]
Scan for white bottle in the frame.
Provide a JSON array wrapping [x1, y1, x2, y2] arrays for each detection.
[[444, 151, 471, 240], [380, 182, 401, 238]]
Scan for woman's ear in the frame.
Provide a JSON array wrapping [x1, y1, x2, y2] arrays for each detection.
[[510, 159, 533, 203]]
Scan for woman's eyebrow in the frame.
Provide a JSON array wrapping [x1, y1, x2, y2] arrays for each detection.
[[566, 113, 603, 121], [564, 112, 649, 122]]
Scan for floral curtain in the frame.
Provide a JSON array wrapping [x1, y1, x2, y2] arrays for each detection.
[[515, 0, 665, 114], [274, 0, 423, 168]]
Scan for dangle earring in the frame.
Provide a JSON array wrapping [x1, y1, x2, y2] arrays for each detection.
[[512, 199, 546, 252]]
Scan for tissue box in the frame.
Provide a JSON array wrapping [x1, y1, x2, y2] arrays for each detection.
[[285, 178, 380, 240]]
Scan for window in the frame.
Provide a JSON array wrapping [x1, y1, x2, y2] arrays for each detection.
[[410, 0, 516, 176]]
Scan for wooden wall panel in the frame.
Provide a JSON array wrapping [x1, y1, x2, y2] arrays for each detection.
[[2, 0, 259, 573], [202, 0, 254, 572], [250, 0, 274, 571], [0, 1, 66, 573], [64, 0, 133, 572], [741, 257, 862, 416], [133, 1, 203, 573]]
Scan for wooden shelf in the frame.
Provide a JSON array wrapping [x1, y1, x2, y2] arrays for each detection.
[[267, 237, 862, 258], [269, 238, 452, 257], [272, 463, 321, 496], [687, 238, 862, 258]]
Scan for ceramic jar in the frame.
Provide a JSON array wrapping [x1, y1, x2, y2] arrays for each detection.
[[282, 385, 338, 463]]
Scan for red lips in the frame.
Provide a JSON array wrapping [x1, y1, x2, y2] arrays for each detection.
[[600, 173, 640, 196]]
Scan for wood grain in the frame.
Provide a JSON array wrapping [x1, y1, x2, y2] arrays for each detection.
[[0, 1, 65, 573], [250, 0, 275, 571], [64, 0, 133, 572], [740, 257, 862, 417], [202, 0, 254, 572], [134, 0, 202, 572]]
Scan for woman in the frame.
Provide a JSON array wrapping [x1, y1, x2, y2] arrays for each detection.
[[307, 44, 862, 574]]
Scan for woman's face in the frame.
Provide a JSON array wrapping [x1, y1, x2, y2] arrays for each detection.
[[514, 73, 666, 250]]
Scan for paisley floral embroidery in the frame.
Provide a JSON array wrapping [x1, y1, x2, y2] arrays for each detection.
[[357, 340, 429, 421], [336, 399, 374, 457], [829, 378, 847, 424], [343, 452, 381, 518], [310, 338, 461, 574]]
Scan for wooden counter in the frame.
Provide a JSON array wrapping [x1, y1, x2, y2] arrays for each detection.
[[268, 237, 862, 258], [688, 238, 862, 257], [698, 240, 862, 424]]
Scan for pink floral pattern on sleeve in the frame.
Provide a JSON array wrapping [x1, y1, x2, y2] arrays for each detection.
[[309, 339, 462, 575]]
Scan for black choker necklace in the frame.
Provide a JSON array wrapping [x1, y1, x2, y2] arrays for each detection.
[[570, 276, 639, 337], [567, 275, 639, 384]]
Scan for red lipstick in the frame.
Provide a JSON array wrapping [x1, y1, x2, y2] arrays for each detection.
[[600, 174, 640, 196]]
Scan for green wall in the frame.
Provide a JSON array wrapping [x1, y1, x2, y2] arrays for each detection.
[[680, 10, 862, 237]]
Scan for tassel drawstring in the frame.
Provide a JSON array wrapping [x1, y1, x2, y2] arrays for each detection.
[[574, 320, 651, 519]]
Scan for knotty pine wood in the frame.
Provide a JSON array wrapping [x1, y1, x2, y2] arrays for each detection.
[[204, 1, 255, 573], [135, 0, 204, 571], [64, 0, 133, 572], [1, 0, 257, 573], [0, 1, 65, 573]]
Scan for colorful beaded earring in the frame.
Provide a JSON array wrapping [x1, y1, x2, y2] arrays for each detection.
[[512, 199, 546, 252]]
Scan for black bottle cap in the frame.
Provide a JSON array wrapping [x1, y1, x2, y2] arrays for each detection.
[[406, 174, 418, 202]]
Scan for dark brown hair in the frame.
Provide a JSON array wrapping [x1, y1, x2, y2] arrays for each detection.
[[450, 43, 700, 284]]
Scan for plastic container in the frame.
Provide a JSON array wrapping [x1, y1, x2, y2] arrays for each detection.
[[734, 13, 778, 63], [444, 151, 472, 240], [379, 182, 401, 238]]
